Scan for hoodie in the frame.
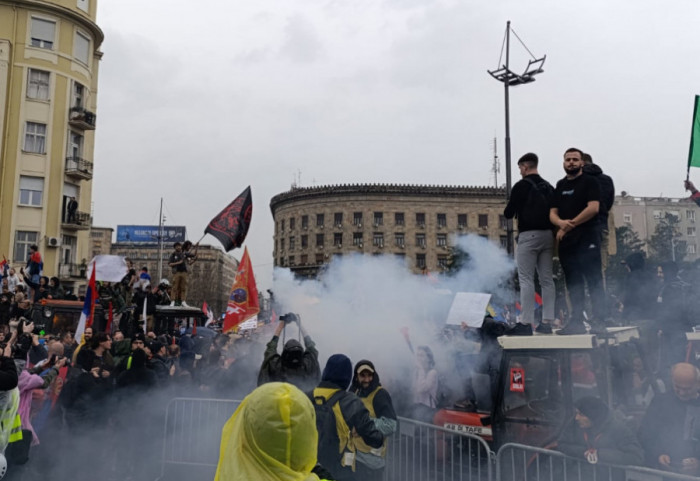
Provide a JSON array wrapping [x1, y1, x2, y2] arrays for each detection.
[[583, 163, 615, 225]]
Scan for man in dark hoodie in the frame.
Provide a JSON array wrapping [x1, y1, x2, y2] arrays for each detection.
[[312, 354, 384, 481], [350, 360, 397, 481], [582, 153, 615, 283], [258, 314, 320, 393], [558, 396, 643, 479]]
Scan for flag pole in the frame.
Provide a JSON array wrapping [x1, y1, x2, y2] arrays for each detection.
[[195, 233, 206, 245]]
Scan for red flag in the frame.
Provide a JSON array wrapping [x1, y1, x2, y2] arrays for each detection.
[[205, 186, 253, 252], [86, 261, 97, 328], [0, 256, 7, 271], [223, 247, 259, 333], [105, 302, 113, 333], [192, 316, 197, 336]]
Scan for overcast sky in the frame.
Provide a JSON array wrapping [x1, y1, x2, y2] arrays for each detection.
[[93, 0, 700, 288]]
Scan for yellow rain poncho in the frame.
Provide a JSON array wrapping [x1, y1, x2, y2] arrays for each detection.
[[215, 382, 322, 481]]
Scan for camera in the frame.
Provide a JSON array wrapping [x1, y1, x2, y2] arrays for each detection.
[[279, 313, 299, 324]]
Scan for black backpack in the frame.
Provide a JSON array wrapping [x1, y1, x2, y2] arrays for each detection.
[[519, 177, 554, 229], [312, 390, 347, 466]]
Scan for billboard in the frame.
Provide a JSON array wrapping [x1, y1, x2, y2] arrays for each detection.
[[116, 225, 187, 244]]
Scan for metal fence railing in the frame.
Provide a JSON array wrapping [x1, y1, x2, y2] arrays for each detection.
[[497, 443, 700, 481], [387, 416, 494, 481]]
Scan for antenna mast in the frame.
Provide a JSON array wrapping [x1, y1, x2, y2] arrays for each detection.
[[492, 137, 500, 188]]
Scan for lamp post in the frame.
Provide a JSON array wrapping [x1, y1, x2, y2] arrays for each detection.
[[488, 21, 546, 255]]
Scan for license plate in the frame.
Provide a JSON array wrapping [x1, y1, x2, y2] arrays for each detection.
[[443, 423, 492, 436]]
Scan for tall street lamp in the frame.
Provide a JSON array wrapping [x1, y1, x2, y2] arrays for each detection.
[[488, 21, 546, 255]]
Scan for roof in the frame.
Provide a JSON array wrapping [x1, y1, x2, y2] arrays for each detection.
[[270, 183, 506, 214], [498, 327, 640, 350]]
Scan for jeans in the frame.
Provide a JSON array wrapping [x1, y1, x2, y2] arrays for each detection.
[[515, 230, 555, 323], [558, 231, 606, 322]]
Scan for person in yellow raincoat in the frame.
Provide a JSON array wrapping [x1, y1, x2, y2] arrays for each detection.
[[215, 382, 331, 481]]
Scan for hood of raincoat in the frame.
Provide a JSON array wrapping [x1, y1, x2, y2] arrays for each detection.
[[215, 382, 321, 481]]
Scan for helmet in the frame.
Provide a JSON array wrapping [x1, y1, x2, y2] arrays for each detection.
[[0, 452, 7, 478], [159, 279, 170, 287]]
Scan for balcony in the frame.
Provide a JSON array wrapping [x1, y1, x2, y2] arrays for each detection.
[[62, 211, 92, 230], [65, 156, 93, 180], [68, 107, 97, 130], [58, 262, 86, 280]]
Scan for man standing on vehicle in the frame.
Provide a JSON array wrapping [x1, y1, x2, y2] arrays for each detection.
[[582, 153, 615, 284], [168, 242, 194, 307], [350, 360, 397, 481], [639, 362, 700, 476], [550, 147, 605, 334], [503, 153, 556, 335]]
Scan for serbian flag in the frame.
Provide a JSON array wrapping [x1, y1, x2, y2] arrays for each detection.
[[75, 261, 97, 342], [205, 186, 253, 252], [222, 247, 259, 332]]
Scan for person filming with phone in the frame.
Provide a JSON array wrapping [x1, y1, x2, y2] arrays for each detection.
[[257, 313, 321, 392]]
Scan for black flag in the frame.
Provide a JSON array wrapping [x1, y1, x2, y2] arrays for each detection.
[[205, 186, 253, 251]]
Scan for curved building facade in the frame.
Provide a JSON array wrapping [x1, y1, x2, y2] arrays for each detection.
[[0, 0, 103, 290], [270, 184, 508, 277]]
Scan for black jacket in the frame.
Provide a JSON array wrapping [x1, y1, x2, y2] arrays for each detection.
[[147, 355, 170, 383], [0, 357, 18, 391], [583, 163, 615, 227], [258, 335, 320, 393]]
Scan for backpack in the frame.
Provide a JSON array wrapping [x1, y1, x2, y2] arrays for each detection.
[[519, 177, 554, 229], [312, 389, 348, 467], [432, 374, 453, 409]]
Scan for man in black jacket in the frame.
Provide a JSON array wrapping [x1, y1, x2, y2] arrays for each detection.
[[582, 153, 615, 284], [312, 354, 384, 481], [503, 153, 556, 334]]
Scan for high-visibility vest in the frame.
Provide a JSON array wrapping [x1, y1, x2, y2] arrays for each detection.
[[313, 387, 357, 471], [0, 388, 23, 449], [354, 386, 387, 458]]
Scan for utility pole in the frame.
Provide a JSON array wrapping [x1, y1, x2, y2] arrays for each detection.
[[492, 137, 500, 188], [157, 197, 164, 282], [488, 21, 546, 255]]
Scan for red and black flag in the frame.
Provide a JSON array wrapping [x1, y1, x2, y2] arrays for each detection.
[[205, 186, 253, 251]]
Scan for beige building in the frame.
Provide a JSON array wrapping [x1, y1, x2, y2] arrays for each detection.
[[612, 193, 699, 262], [270, 184, 508, 277], [0, 0, 102, 291], [110, 243, 239, 316]]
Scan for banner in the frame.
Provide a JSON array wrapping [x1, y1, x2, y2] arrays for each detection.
[[205, 186, 252, 252], [223, 247, 259, 332], [86, 255, 128, 282], [116, 225, 186, 243]]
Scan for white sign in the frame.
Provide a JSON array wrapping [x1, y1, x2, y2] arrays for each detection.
[[445, 292, 492, 328], [86, 255, 128, 283], [238, 316, 258, 331]]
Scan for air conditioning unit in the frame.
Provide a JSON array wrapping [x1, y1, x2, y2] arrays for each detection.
[[336, 244, 342, 248], [398, 244, 405, 249], [357, 223, 362, 228], [358, 243, 363, 248], [442, 245, 449, 250], [303, 226, 308, 230], [458, 225, 465, 230], [418, 224, 425, 229], [46, 237, 61, 248]]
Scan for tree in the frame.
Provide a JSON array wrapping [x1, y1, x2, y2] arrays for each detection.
[[648, 213, 685, 264], [606, 225, 646, 295]]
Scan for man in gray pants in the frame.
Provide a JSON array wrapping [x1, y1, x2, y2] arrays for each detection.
[[504, 153, 556, 334]]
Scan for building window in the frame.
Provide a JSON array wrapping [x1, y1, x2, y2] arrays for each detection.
[[395, 212, 405, 226], [14, 231, 38, 262], [316, 233, 324, 247], [500, 236, 507, 249], [288, 255, 295, 266], [19, 176, 44, 207], [334, 213, 343, 227], [437, 255, 448, 269], [74, 31, 90, 64], [353, 212, 363, 226], [458, 214, 467, 229], [30, 17, 55, 49], [653, 210, 661, 220], [623, 213, 632, 224], [77, 0, 89, 13], [334, 233, 343, 246], [416, 233, 426, 248], [289, 218, 295, 230], [688, 244, 697, 255], [278, 257, 284, 266], [289, 237, 295, 250], [301, 215, 308, 229], [373, 212, 383, 226], [69, 131, 83, 158], [316, 214, 324, 228], [315, 254, 324, 264], [353, 232, 363, 246], [437, 233, 447, 247], [416, 213, 426, 227], [279, 238, 285, 252], [24, 122, 46, 154], [301, 235, 308, 248], [688, 227, 696, 237], [437, 213, 447, 228], [416, 253, 426, 269], [373, 233, 384, 247], [281, 219, 285, 232], [395, 233, 405, 247], [499, 215, 507, 230], [300, 254, 308, 265], [479, 214, 489, 228], [27, 69, 50, 100], [688, 210, 696, 222]]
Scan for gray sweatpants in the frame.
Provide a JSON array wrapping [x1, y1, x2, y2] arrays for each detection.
[[515, 229, 556, 323]]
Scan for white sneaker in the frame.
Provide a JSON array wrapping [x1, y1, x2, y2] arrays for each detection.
[[181, 302, 189, 307], [170, 301, 175, 307]]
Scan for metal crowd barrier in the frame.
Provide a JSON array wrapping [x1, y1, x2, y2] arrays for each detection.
[[159, 397, 241, 481], [387, 416, 495, 481], [496, 443, 700, 481]]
